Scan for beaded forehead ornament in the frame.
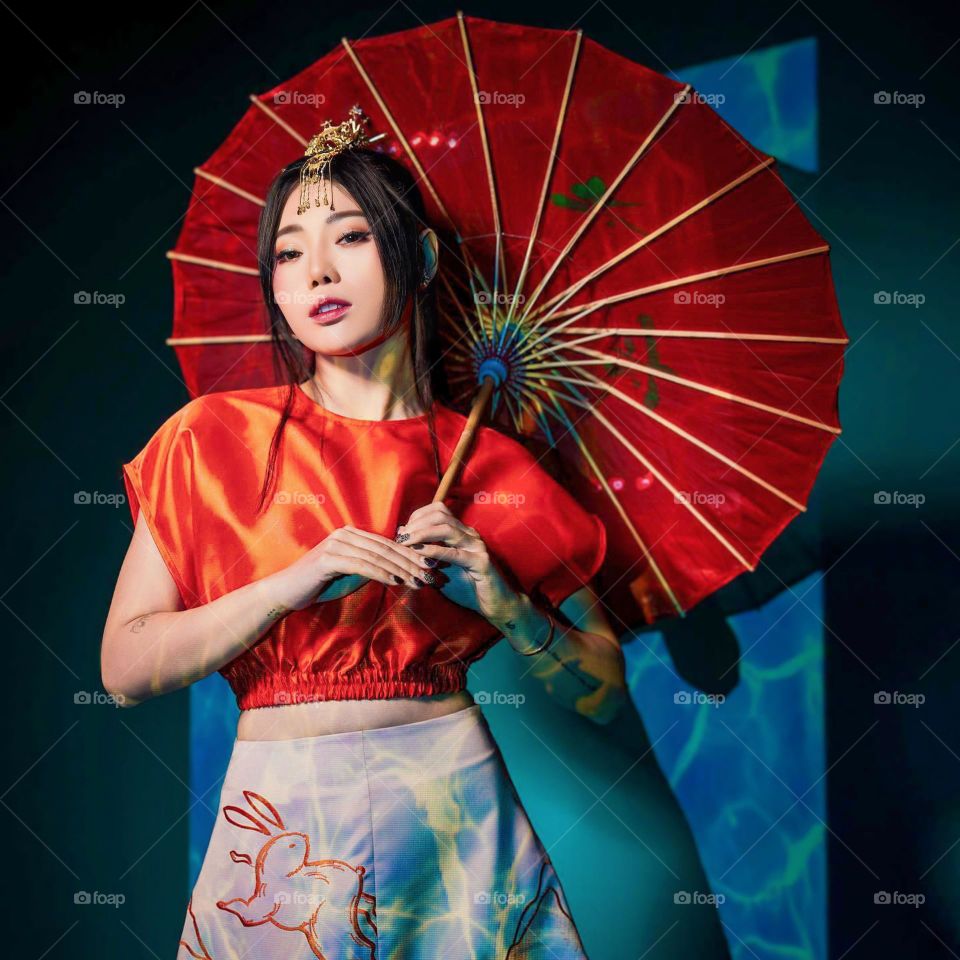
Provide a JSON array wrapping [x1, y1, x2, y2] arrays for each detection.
[[297, 104, 386, 214]]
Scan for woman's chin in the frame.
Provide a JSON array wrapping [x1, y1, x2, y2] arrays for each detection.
[[305, 330, 383, 357]]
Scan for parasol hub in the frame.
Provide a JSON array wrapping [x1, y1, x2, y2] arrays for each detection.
[[476, 356, 509, 388]]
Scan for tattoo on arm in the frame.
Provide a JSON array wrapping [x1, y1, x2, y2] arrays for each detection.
[[129, 614, 153, 634], [543, 645, 602, 692]]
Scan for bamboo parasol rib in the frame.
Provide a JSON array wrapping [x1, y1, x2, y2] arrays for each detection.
[[193, 168, 266, 206], [543, 345, 842, 433], [165, 251, 259, 276], [537, 386, 687, 616], [506, 30, 583, 327], [556, 327, 849, 345], [516, 246, 832, 360], [558, 389, 756, 572], [542, 367, 809, 511], [248, 92, 309, 147], [520, 83, 692, 329], [532, 157, 777, 323], [457, 14, 509, 315]]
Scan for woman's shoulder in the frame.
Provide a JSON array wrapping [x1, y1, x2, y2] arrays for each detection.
[[171, 384, 288, 432]]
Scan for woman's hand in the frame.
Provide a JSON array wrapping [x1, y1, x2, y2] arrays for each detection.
[[268, 525, 437, 611], [394, 502, 521, 623]]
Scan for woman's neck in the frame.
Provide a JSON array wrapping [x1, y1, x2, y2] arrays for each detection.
[[307, 327, 425, 421]]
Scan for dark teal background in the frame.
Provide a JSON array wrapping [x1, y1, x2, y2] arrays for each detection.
[[2, 2, 956, 958]]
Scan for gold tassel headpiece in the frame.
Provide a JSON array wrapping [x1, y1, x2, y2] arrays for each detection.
[[297, 104, 384, 214]]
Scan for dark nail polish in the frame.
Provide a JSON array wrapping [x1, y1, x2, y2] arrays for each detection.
[[393, 574, 403, 584], [424, 557, 438, 567], [412, 577, 426, 588], [411, 543, 423, 550], [421, 572, 436, 585]]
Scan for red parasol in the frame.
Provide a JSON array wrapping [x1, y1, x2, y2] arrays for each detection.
[[165, 12, 847, 632]]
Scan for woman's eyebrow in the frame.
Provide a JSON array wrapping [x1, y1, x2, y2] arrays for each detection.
[[276, 209, 367, 239], [325, 209, 366, 224]]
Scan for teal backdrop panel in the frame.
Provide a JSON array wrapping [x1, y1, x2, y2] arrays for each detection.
[[670, 38, 818, 172]]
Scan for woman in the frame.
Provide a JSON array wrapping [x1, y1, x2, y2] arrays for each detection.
[[102, 140, 627, 958]]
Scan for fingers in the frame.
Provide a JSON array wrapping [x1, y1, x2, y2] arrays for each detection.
[[396, 502, 472, 543], [397, 519, 475, 550], [327, 527, 435, 588], [398, 501, 444, 529]]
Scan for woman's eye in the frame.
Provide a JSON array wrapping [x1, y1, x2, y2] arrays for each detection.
[[338, 230, 371, 245], [274, 230, 368, 263]]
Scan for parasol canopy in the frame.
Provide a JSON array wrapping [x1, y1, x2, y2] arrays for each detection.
[[165, 12, 847, 631]]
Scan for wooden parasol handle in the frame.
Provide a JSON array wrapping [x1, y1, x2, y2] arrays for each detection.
[[433, 376, 496, 503]]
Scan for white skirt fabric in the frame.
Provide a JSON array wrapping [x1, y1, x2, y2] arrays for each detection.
[[177, 703, 590, 959]]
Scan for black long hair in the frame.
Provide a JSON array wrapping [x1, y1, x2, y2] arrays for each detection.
[[254, 147, 452, 514]]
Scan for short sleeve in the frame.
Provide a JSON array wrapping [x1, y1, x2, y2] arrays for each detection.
[[531, 506, 608, 611], [121, 403, 197, 607], [480, 440, 609, 611]]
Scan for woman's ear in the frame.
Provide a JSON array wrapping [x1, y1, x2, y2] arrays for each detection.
[[419, 228, 439, 287]]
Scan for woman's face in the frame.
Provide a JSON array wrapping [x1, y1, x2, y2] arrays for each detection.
[[272, 179, 398, 356]]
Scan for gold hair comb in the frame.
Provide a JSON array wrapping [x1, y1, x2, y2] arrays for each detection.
[[297, 104, 385, 214]]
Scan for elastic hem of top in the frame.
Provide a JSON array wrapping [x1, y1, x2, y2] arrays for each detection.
[[231, 664, 469, 711]]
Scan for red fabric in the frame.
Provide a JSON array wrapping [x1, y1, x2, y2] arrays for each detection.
[[121, 385, 606, 710]]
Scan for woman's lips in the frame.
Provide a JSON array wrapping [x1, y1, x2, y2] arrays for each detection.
[[312, 303, 351, 325]]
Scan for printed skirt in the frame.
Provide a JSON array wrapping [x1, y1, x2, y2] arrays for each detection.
[[177, 703, 590, 959]]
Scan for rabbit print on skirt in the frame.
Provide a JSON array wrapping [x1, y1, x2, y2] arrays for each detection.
[[177, 703, 590, 959]]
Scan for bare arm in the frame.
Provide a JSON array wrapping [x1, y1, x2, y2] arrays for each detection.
[[492, 585, 628, 725], [101, 515, 436, 707]]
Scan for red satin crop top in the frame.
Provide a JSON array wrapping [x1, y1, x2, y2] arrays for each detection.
[[120, 384, 607, 710]]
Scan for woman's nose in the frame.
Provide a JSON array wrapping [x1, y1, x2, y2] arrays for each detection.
[[309, 252, 340, 284], [310, 268, 339, 285], [305, 252, 336, 283]]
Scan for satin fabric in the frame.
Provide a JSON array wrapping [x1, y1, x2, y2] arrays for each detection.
[[121, 384, 606, 709], [177, 705, 590, 958]]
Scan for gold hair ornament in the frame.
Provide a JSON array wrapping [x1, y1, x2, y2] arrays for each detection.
[[297, 104, 385, 214]]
